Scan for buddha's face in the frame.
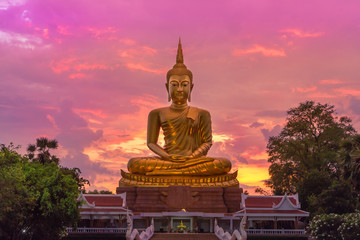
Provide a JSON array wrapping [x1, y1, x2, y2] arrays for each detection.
[[166, 75, 193, 104]]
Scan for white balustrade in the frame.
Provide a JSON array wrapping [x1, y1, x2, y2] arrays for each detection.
[[246, 229, 306, 235], [214, 217, 247, 240], [66, 227, 127, 233]]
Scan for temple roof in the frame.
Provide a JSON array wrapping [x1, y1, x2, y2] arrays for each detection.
[[82, 195, 125, 207], [235, 193, 309, 217], [241, 193, 299, 209], [78, 192, 127, 209]]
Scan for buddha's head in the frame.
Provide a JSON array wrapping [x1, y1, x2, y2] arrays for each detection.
[[166, 39, 194, 104]]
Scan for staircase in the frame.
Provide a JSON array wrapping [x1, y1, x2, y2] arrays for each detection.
[[151, 233, 218, 240]]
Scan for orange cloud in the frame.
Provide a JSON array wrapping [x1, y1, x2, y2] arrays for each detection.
[[281, 29, 324, 38], [233, 44, 286, 57], [237, 165, 270, 187]]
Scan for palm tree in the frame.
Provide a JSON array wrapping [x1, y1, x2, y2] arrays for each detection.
[[27, 137, 59, 165]]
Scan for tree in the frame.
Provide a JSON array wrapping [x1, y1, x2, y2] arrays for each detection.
[[27, 137, 59, 165], [266, 101, 358, 213], [309, 212, 360, 240], [27, 138, 89, 192], [0, 141, 88, 240], [86, 189, 113, 194], [341, 135, 360, 198], [254, 187, 270, 196]]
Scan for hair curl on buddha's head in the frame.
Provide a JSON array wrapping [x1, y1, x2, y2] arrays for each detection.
[[166, 38, 193, 83]]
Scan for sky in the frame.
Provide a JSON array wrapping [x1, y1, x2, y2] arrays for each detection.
[[1, 0, 360, 194]]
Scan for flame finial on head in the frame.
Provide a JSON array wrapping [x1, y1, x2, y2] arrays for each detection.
[[166, 38, 193, 82], [176, 38, 184, 64]]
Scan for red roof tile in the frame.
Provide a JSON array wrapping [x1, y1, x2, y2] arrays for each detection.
[[80, 208, 127, 213], [239, 209, 307, 214], [245, 196, 297, 208], [84, 195, 124, 207]]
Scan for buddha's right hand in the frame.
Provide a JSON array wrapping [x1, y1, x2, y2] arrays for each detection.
[[167, 154, 191, 162]]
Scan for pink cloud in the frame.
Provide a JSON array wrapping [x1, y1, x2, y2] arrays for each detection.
[[87, 27, 118, 39], [233, 44, 286, 57], [73, 63, 110, 71], [1, 0, 360, 192], [126, 62, 166, 75], [73, 108, 107, 118], [335, 88, 360, 96], [281, 29, 324, 38], [50, 58, 75, 73], [68, 73, 87, 79], [320, 79, 344, 85], [50, 58, 114, 74], [117, 45, 158, 58], [0, 30, 42, 49], [57, 25, 71, 35], [292, 86, 317, 93]]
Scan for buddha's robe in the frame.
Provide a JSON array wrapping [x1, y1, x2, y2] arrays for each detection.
[[127, 106, 231, 176]]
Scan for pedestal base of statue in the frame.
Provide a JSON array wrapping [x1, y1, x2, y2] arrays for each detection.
[[119, 170, 239, 187], [116, 171, 242, 213]]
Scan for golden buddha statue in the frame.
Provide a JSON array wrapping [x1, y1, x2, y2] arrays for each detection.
[[127, 39, 232, 177]]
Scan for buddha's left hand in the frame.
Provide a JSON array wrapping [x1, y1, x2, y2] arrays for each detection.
[[169, 154, 193, 162]]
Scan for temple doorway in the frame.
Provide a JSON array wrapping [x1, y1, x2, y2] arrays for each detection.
[[196, 218, 211, 233], [170, 217, 192, 232], [154, 218, 169, 232]]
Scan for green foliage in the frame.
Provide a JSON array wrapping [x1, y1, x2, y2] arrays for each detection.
[[86, 189, 113, 194], [0, 140, 88, 240], [338, 211, 360, 239], [266, 101, 359, 214], [311, 182, 357, 215], [341, 135, 360, 198], [61, 167, 90, 192], [309, 213, 342, 240], [309, 212, 360, 240]]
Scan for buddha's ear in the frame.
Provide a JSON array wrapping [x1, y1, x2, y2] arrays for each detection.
[[188, 83, 194, 102], [165, 83, 170, 102]]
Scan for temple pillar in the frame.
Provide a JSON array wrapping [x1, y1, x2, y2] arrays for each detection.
[[168, 217, 171, 232], [295, 217, 299, 229], [230, 218, 233, 231], [90, 215, 94, 227], [193, 217, 197, 233], [274, 217, 278, 229]]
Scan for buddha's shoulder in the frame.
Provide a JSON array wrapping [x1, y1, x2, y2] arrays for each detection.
[[189, 107, 211, 117], [148, 107, 170, 115]]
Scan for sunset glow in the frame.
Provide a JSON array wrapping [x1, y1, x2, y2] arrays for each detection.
[[1, 0, 360, 194]]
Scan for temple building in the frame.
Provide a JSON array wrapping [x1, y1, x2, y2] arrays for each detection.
[[68, 191, 309, 238]]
